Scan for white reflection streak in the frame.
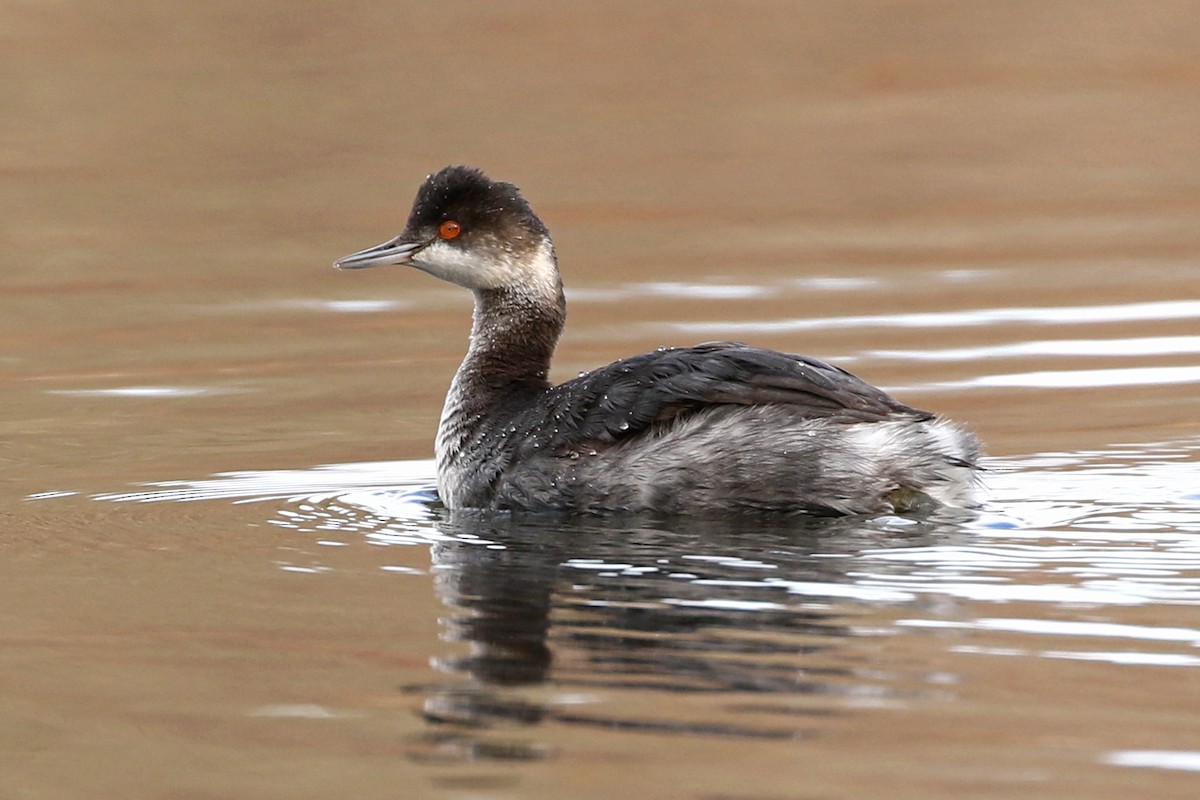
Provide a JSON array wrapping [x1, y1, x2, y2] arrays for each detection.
[[951, 647, 1200, 667], [872, 335, 1200, 361], [1042, 650, 1200, 667], [90, 459, 437, 503], [940, 365, 1200, 389], [898, 617, 1200, 645], [672, 299, 1200, 334], [1105, 750, 1200, 772], [47, 386, 229, 398], [643, 282, 768, 299]]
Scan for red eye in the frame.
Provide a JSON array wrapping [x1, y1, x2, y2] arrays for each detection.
[[438, 220, 462, 240]]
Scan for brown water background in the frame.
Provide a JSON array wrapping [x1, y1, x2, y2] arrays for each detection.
[[3, 2, 1200, 798]]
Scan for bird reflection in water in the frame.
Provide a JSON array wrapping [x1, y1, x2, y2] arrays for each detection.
[[404, 512, 966, 764]]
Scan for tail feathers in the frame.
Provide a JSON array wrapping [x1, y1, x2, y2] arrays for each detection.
[[843, 417, 982, 511]]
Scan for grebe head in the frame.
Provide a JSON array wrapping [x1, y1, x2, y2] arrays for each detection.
[[334, 165, 558, 294]]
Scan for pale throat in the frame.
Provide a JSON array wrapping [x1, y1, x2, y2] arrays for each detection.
[[463, 242, 565, 372], [436, 240, 566, 464]]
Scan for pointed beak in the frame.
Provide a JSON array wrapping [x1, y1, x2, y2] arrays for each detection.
[[333, 236, 428, 270]]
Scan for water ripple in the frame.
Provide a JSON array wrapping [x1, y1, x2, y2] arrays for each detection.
[[671, 298, 1200, 335], [935, 364, 1200, 389], [1104, 750, 1200, 772], [872, 335, 1200, 361], [43, 435, 1200, 748], [73, 438, 1200, 615]]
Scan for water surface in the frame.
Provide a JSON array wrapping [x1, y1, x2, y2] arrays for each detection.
[[4, 2, 1200, 798]]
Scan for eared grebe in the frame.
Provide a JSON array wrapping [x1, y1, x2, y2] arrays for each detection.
[[335, 166, 980, 515]]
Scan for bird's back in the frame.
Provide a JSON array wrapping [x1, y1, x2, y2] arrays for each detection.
[[438, 342, 979, 515]]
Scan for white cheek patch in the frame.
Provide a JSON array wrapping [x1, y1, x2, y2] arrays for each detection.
[[414, 240, 494, 289], [414, 239, 560, 300]]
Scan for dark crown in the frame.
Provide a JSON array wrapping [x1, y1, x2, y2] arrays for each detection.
[[405, 165, 549, 245]]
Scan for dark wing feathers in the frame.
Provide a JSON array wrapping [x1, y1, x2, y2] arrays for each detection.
[[519, 341, 930, 454]]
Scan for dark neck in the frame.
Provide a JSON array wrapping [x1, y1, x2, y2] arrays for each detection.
[[433, 245, 567, 492], [457, 285, 566, 400]]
